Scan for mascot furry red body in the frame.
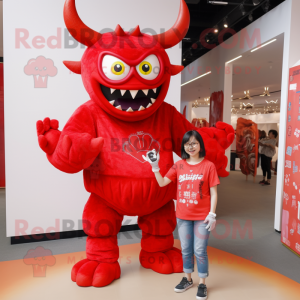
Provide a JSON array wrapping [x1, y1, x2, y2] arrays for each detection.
[[36, 0, 234, 287]]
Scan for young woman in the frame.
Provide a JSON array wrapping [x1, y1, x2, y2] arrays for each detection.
[[143, 130, 219, 300], [258, 129, 278, 185], [258, 130, 267, 168]]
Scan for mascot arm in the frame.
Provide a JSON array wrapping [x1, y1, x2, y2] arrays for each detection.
[[170, 106, 235, 177], [36, 105, 103, 174]]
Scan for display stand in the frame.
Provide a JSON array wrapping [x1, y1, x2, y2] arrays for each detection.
[[236, 118, 258, 180]]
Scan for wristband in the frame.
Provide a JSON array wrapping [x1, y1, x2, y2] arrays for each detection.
[[209, 212, 216, 217], [152, 167, 160, 173]]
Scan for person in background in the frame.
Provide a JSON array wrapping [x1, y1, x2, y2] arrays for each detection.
[[259, 130, 266, 139], [143, 130, 219, 300], [274, 135, 279, 175], [258, 129, 278, 185], [258, 130, 266, 168]]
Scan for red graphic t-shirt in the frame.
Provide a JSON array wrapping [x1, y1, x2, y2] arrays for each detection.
[[165, 158, 220, 220]]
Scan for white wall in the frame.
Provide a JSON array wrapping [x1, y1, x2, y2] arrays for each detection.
[[182, 0, 300, 231], [191, 106, 210, 122], [4, 0, 182, 237], [231, 113, 280, 128]]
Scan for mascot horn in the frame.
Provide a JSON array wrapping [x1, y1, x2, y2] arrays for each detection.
[[36, 0, 234, 287]]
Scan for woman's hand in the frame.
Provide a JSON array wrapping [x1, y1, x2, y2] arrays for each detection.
[[142, 149, 160, 172], [143, 149, 172, 187], [203, 213, 217, 231]]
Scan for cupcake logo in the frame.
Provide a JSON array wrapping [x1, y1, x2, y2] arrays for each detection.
[[24, 56, 58, 88], [23, 246, 56, 277]]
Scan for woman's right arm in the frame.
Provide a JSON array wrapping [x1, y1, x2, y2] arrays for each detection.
[[154, 171, 172, 187], [142, 150, 176, 187]]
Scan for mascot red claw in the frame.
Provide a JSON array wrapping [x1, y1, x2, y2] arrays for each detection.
[[36, 0, 234, 287]]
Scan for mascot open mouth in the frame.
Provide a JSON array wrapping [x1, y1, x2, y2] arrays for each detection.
[[100, 84, 162, 112]]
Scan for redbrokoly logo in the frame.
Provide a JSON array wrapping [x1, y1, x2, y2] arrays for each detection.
[[123, 132, 160, 163]]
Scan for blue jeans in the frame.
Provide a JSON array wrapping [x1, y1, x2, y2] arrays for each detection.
[[177, 218, 210, 278]]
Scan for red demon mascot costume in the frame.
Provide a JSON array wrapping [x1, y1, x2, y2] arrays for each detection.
[[36, 0, 234, 287]]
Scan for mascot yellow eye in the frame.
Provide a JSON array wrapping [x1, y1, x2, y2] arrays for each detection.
[[111, 61, 125, 75], [102, 55, 130, 80], [139, 62, 152, 75], [136, 55, 160, 80]]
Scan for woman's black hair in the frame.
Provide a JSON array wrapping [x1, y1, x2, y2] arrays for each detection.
[[260, 130, 266, 139], [181, 130, 206, 159], [268, 129, 278, 138]]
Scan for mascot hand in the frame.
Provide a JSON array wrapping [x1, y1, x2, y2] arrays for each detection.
[[142, 149, 160, 172], [59, 133, 104, 169], [203, 213, 217, 231], [36, 118, 61, 155]]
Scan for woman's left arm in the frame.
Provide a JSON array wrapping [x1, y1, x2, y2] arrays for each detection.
[[204, 185, 218, 231], [210, 185, 218, 214]]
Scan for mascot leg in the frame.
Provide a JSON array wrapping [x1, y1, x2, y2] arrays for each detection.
[[71, 193, 123, 287], [138, 200, 183, 274]]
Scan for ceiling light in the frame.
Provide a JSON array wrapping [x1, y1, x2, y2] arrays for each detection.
[[214, 26, 218, 33], [248, 13, 253, 22], [252, 0, 261, 5], [226, 55, 242, 64], [251, 39, 277, 52], [240, 4, 246, 16], [266, 99, 278, 104], [263, 0, 270, 12], [208, 1, 228, 5], [181, 71, 212, 86], [239, 90, 252, 100], [243, 102, 254, 109], [223, 17, 228, 28], [260, 86, 271, 96], [192, 100, 200, 108]]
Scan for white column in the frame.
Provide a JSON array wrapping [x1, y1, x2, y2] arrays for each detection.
[[223, 64, 233, 172], [275, 0, 300, 231]]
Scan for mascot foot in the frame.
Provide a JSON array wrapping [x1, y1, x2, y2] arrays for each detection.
[[139, 247, 183, 274], [71, 259, 120, 287]]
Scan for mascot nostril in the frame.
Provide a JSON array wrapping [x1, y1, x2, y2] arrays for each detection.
[[36, 0, 234, 288]]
